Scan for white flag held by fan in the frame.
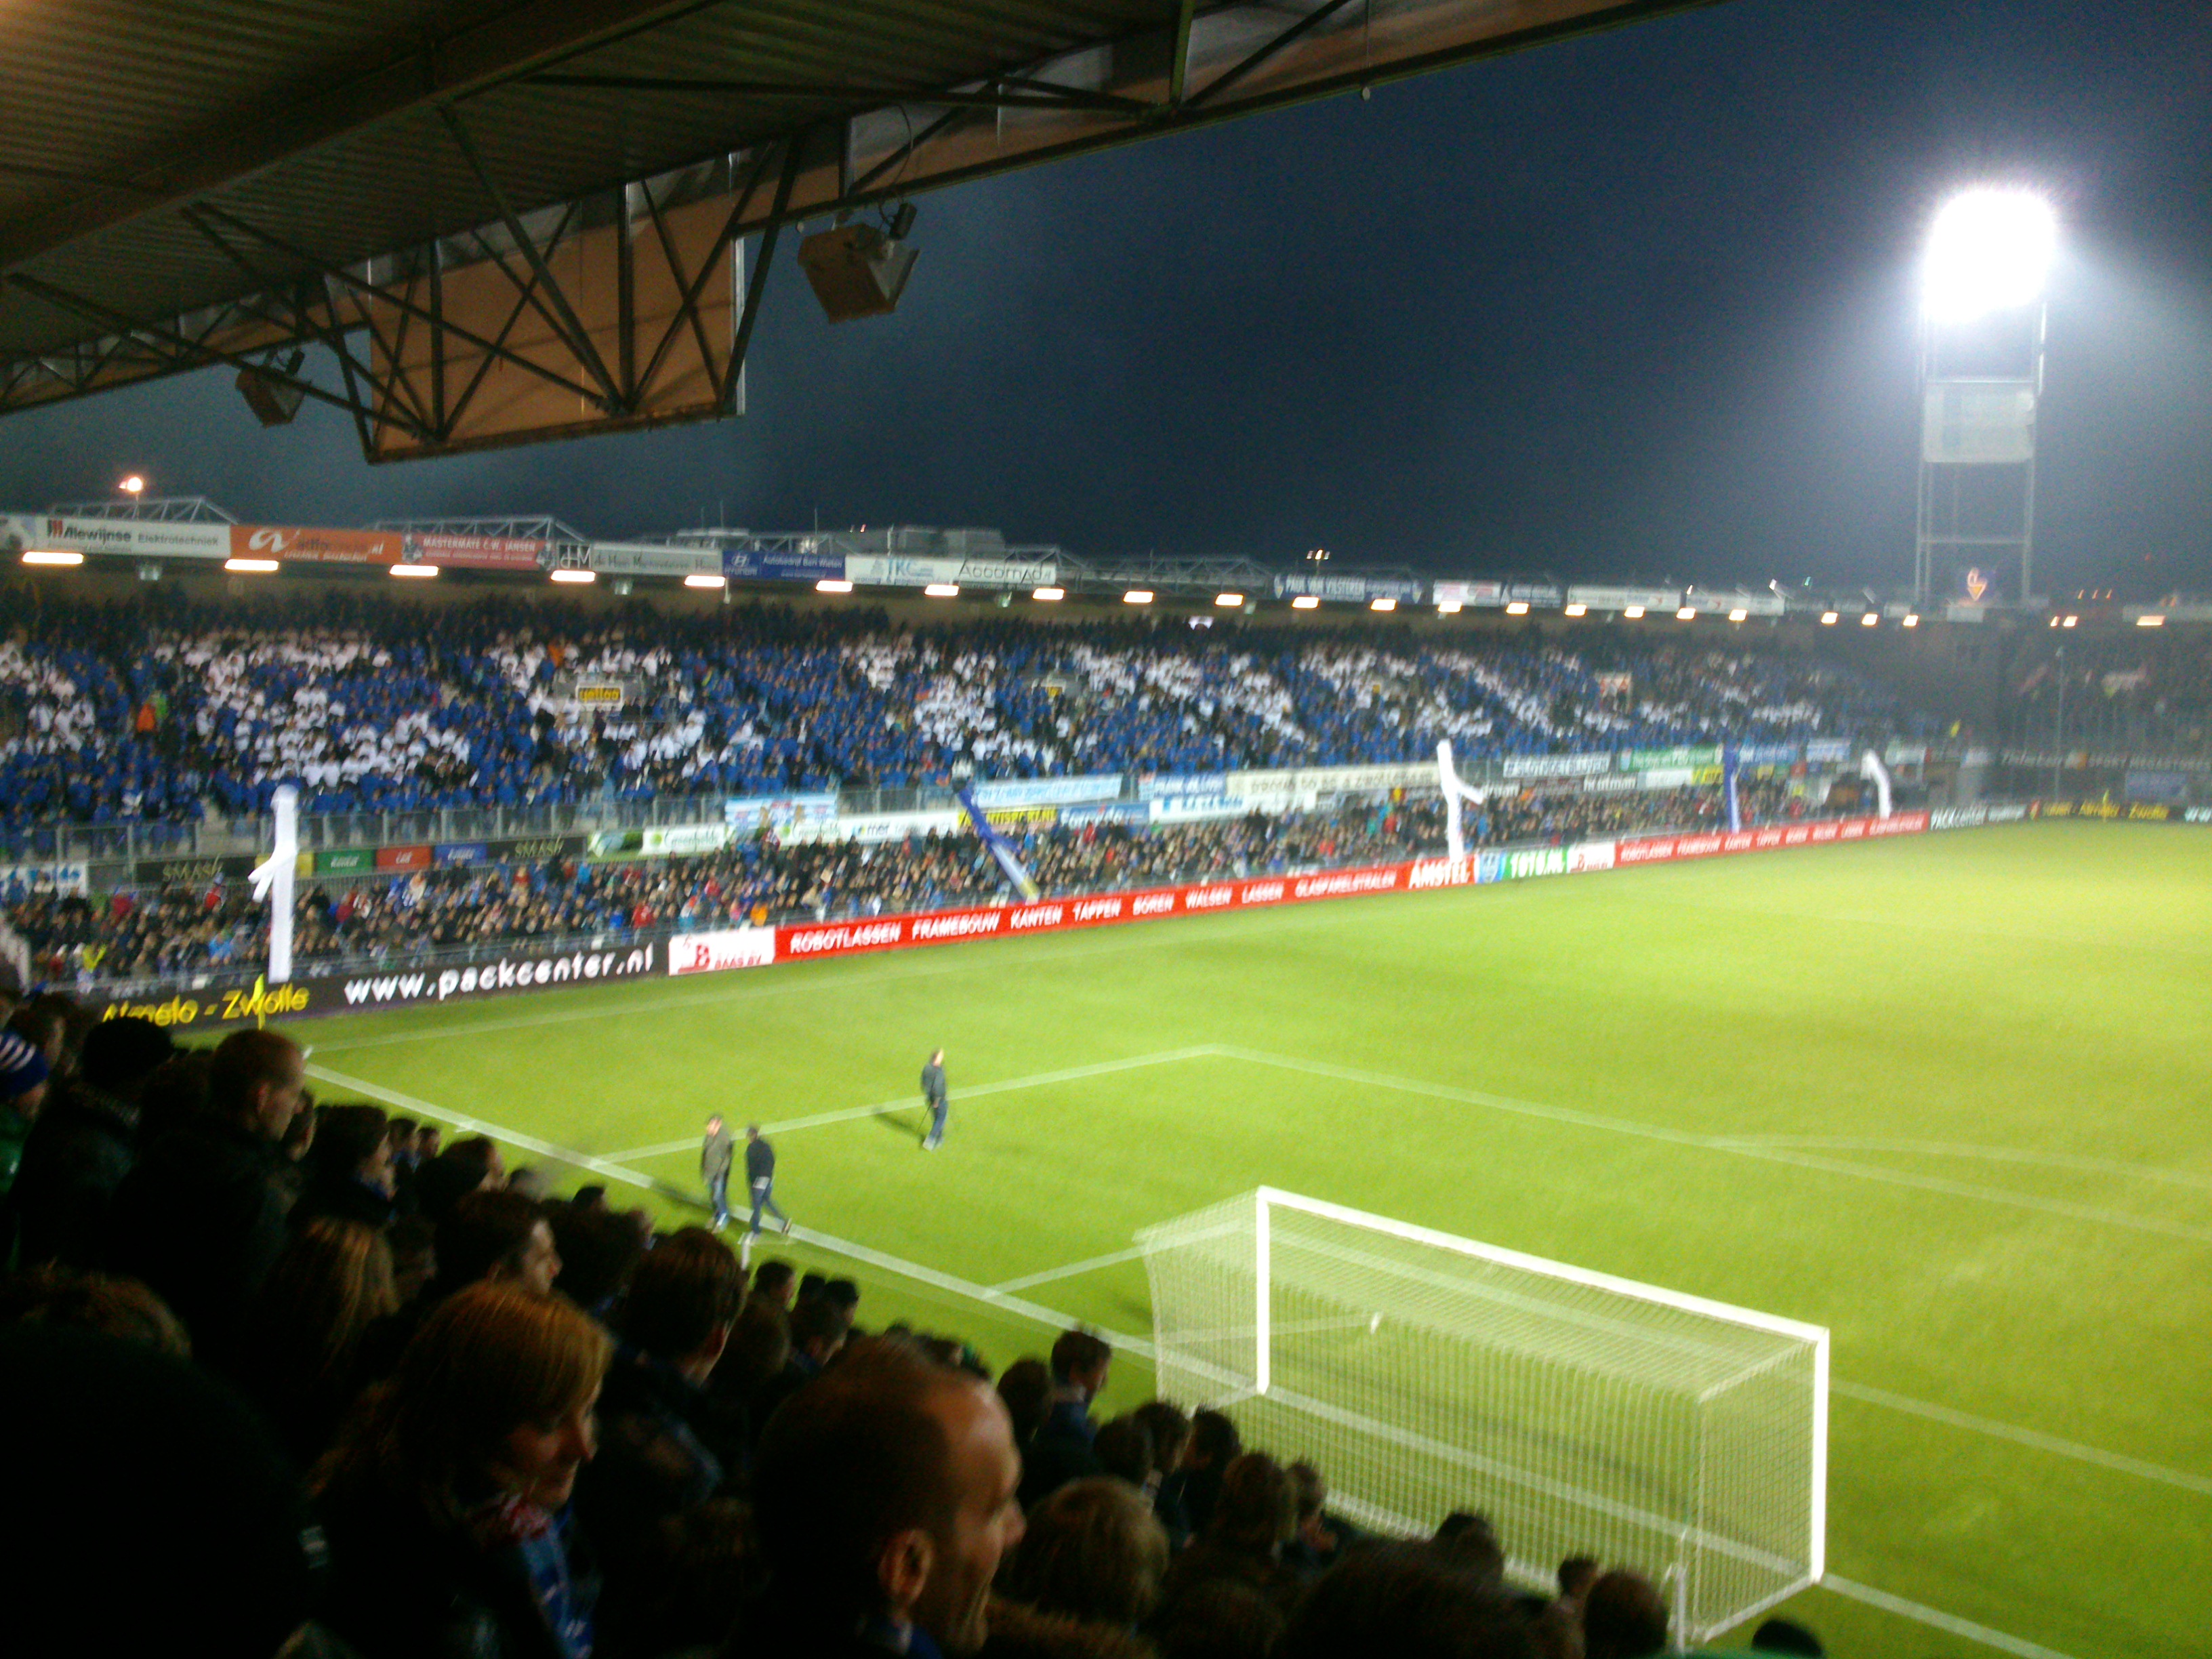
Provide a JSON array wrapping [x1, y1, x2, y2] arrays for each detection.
[[247, 784, 300, 984]]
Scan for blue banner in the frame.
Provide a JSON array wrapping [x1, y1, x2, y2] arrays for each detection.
[[721, 546, 849, 582], [434, 841, 491, 867], [955, 786, 1041, 901]]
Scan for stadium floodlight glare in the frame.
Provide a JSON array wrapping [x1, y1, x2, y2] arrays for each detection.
[[1676, 607, 1697, 621], [1370, 597, 1397, 612], [118, 474, 145, 497], [1437, 600, 1462, 615], [1820, 611, 1839, 626], [2061, 614, 2078, 628], [1124, 590, 1154, 605], [1032, 586, 1065, 602], [22, 549, 83, 567], [2136, 613, 2165, 628], [1505, 601, 1530, 615], [1902, 613, 1919, 628], [1214, 592, 1244, 607], [815, 578, 855, 594], [924, 583, 960, 598], [388, 562, 439, 579], [549, 568, 595, 584], [1622, 605, 1645, 620], [1860, 612, 1879, 627], [224, 557, 279, 573], [1563, 603, 1587, 617], [684, 573, 726, 590], [1729, 608, 1748, 623], [1924, 188, 2057, 323], [1291, 595, 1321, 610]]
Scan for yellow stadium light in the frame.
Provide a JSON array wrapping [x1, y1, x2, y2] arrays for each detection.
[[549, 568, 595, 584], [1820, 611, 1839, 626], [1563, 603, 1587, 618], [1676, 607, 1697, 621], [1033, 586, 1065, 602], [2136, 613, 2165, 628], [2061, 614, 2077, 628], [1902, 613, 1920, 628], [224, 558, 280, 574], [924, 583, 960, 598], [1370, 597, 1397, 612], [1437, 601, 1462, 615], [1291, 596, 1321, 610], [684, 573, 726, 590], [1622, 606, 1645, 620], [1728, 608, 1748, 623], [1860, 612, 1879, 627], [1505, 601, 1530, 615], [22, 549, 84, 567], [1124, 590, 1154, 605], [815, 579, 854, 594], [1214, 592, 1244, 607], [389, 563, 440, 579], [119, 474, 145, 497]]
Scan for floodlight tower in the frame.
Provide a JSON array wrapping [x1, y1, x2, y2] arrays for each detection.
[[1914, 188, 2056, 607]]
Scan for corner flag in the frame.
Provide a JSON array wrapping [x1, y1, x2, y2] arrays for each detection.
[[955, 786, 1041, 901]]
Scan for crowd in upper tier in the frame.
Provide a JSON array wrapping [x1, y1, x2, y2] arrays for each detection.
[[0, 1015, 1830, 1659], [0, 588, 1933, 825], [5, 780, 1822, 987]]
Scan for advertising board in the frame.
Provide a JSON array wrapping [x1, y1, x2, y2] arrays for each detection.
[[722, 545, 849, 583], [724, 793, 841, 834], [0, 863, 89, 897], [1566, 585, 1681, 613], [1431, 580, 1565, 609], [969, 775, 1123, 808], [1269, 573, 1425, 603], [1500, 754, 1612, 780], [844, 556, 1057, 588], [667, 927, 777, 976], [5, 513, 230, 559]]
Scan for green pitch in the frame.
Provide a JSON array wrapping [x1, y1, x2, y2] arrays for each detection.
[[298, 823, 2211, 1659]]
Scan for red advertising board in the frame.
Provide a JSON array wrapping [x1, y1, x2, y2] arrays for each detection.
[[231, 523, 548, 571], [373, 844, 432, 872], [670, 811, 1929, 977]]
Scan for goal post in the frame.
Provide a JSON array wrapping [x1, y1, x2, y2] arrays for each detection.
[[1136, 1187, 1828, 1643]]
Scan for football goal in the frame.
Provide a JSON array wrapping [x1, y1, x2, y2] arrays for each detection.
[[1135, 1187, 1828, 1643]]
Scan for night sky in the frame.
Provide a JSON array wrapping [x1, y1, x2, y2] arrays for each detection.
[[1, 0, 2207, 594]]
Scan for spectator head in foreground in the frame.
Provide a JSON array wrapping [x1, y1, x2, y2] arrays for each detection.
[[547, 1197, 651, 1315], [752, 1335, 1025, 1655], [1092, 1412, 1157, 1490], [0, 1265, 191, 1355], [1580, 1570, 1668, 1659], [1557, 1557, 1600, 1605], [1050, 1326, 1112, 1398], [5, 1325, 321, 1657], [1433, 1510, 1507, 1584], [751, 1258, 796, 1309], [208, 1028, 307, 1142], [1277, 1540, 1537, 1659], [996, 1356, 1052, 1451], [1210, 1452, 1299, 1555], [621, 1225, 744, 1378], [438, 1189, 560, 1296], [76, 1012, 176, 1100], [1000, 1475, 1170, 1628]]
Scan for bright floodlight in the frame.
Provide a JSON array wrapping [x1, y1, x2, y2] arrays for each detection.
[[1925, 189, 2056, 322], [118, 474, 145, 496]]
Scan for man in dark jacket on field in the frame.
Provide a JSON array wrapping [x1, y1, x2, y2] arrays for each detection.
[[109, 1028, 306, 1374], [7, 1015, 172, 1267]]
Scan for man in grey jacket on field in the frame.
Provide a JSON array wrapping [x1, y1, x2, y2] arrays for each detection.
[[701, 1114, 734, 1230], [921, 1048, 949, 1151]]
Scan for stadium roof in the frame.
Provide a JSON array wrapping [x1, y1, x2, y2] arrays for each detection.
[[0, 0, 1711, 455]]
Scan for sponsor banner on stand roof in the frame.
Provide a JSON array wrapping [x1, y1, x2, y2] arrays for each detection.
[[395, 531, 549, 572], [1431, 580, 1565, 609], [1270, 573, 1425, 603], [1566, 585, 1682, 613], [1684, 590, 1786, 617], [838, 810, 964, 844], [1500, 754, 1613, 780], [587, 541, 724, 578], [844, 555, 1057, 588], [969, 775, 1122, 808], [724, 545, 849, 583], [236, 525, 400, 565], [6, 513, 230, 558]]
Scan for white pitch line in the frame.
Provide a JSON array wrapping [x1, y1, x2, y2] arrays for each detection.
[[1820, 1576, 2081, 1659], [987, 1244, 1153, 1296], [1834, 1381, 2212, 1498], [1713, 1136, 2212, 1193], [1216, 1047, 2212, 1248], [600, 1136, 703, 1163]]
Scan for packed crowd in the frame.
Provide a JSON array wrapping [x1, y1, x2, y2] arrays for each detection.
[[6, 781, 1821, 985], [0, 586, 1932, 825], [0, 1012, 1828, 1658]]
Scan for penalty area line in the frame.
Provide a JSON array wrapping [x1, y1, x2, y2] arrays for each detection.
[[1820, 1577, 2081, 1659]]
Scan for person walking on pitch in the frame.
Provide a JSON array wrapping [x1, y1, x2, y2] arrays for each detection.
[[745, 1123, 790, 1241], [921, 1048, 949, 1150], [701, 1114, 735, 1230]]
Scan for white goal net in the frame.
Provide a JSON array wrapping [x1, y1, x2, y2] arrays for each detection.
[[1136, 1188, 1827, 1643]]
